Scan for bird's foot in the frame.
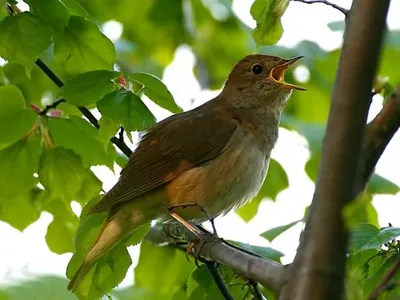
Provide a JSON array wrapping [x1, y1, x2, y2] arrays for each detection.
[[185, 229, 221, 266]]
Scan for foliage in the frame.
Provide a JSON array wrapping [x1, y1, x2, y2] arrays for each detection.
[[0, 0, 399, 299]]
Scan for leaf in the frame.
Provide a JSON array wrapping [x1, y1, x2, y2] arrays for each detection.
[[0, 138, 41, 197], [0, 187, 41, 231], [261, 220, 302, 242], [98, 117, 119, 144], [135, 240, 196, 298], [129, 72, 182, 113], [350, 223, 400, 253], [38, 147, 88, 201], [343, 193, 379, 229], [230, 241, 284, 263], [0, 84, 25, 116], [74, 170, 102, 205], [237, 159, 288, 222], [0, 12, 54, 71], [45, 199, 79, 254], [250, 0, 289, 45], [60, 0, 88, 17], [0, 109, 38, 150], [126, 222, 151, 247], [58, 70, 119, 106], [367, 174, 399, 195], [26, 0, 70, 32], [97, 89, 156, 132], [48, 116, 113, 168], [54, 16, 116, 75]]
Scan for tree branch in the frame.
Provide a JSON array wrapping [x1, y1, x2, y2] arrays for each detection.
[[292, 0, 348, 15], [33, 58, 133, 158], [145, 224, 285, 292], [279, 1, 390, 299]]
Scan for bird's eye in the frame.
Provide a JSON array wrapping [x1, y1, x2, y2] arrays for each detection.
[[251, 64, 264, 75]]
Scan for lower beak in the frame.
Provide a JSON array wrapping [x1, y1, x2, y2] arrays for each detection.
[[270, 56, 306, 91]]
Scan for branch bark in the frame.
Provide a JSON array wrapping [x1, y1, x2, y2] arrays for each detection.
[[279, 1, 390, 299]]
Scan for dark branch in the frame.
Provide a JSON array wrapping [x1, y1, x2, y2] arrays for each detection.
[[203, 261, 234, 300], [369, 253, 400, 300], [292, 0, 348, 15], [38, 98, 66, 115], [250, 281, 265, 299], [279, 1, 390, 299], [33, 58, 133, 158]]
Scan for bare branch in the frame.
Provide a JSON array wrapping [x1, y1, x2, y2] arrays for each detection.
[[292, 0, 348, 15], [279, 1, 390, 299], [145, 224, 285, 292]]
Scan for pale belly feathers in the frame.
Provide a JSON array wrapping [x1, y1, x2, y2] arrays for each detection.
[[163, 130, 271, 223]]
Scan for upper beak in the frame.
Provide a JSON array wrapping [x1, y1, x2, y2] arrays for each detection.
[[270, 56, 306, 91]]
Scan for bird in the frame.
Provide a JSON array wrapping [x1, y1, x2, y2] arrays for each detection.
[[67, 54, 305, 293]]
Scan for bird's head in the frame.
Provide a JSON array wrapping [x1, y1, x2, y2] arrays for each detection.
[[223, 54, 305, 109]]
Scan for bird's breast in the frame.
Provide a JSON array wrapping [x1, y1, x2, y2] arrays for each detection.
[[165, 132, 271, 223]]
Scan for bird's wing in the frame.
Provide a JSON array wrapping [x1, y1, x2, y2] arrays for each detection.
[[90, 108, 238, 213]]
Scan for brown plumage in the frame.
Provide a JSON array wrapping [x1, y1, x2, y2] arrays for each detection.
[[67, 54, 305, 293]]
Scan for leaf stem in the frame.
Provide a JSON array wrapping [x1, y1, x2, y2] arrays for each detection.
[[203, 261, 234, 300], [38, 98, 66, 115], [292, 0, 348, 15]]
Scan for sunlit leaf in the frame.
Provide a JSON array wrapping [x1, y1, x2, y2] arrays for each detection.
[[0, 187, 41, 231], [343, 193, 379, 229], [97, 89, 156, 132], [48, 116, 113, 168], [0, 12, 54, 72], [54, 16, 116, 75], [261, 220, 302, 242], [0, 84, 25, 116], [250, 0, 289, 45], [0, 137, 41, 197], [38, 147, 88, 201], [26, 0, 70, 32], [367, 174, 399, 195], [129, 72, 182, 113], [0, 109, 37, 150], [58, 70, 119, 106], [230, 241, 284, 263]]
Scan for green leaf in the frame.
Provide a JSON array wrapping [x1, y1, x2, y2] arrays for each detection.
[[135, 240, 196, 298], [45, 199, 79, 254], [0, 84, 25, 116], [58, 70, 119, 106], [351, 223, 400, 253], [74, 170, 102, 205], [250, 0, 289, 45], [343, 193, 379, 229], [54, 16, 116, 75], [237, 159, 288, 222], [38, 147, 88, 201], [48, 116, 113, 168], [367, 174, 399, 195], [0, 109, 38, 150], [98, 117, 119, 144], [0, 138, 41, 197], [0, 12, 54, 71], [126, 222, 151, 247], [60, 0, 88, 17], [97, 89, 156, 132], [261, 220, 302, 242], [129, 72, 181, 113], [230, 241, 284, 263], [0, 187, 42, 231], [26, 0, 70, 32]]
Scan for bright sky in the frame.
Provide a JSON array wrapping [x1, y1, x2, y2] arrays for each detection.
[[1, 0, 400, 293]]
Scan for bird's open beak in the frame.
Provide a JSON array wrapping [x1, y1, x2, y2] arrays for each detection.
[[270, 56, 306, 91]]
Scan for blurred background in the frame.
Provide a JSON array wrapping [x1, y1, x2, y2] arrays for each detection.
[[0, 0, 400, 299]]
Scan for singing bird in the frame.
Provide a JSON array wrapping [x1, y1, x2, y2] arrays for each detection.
[[67, 54, 305, 292]]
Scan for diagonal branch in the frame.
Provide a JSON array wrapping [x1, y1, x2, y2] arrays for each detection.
[[292, 0, 348, 15], [34, 58, 133, 158]]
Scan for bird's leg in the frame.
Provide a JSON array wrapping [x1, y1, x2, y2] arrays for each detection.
[[166, 205, 220, 263]]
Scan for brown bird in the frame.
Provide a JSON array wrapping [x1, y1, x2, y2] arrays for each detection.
[[67, 54, 305, 292]]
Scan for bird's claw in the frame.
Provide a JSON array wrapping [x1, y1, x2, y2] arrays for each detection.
[[185, 230, 221, 267]]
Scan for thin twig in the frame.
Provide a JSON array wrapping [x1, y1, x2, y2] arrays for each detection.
[[38, 98, 66, 115], [292, 0, 348, 15], [33, 58, 133, 158], [369, 254, 400, 300], [250, 281, 264, 299], [203, 260, 234, 300], [118, 126, 125, 142]]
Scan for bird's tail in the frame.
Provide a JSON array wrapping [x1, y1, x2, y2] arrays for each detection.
[[67, 203, 150, 293]]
